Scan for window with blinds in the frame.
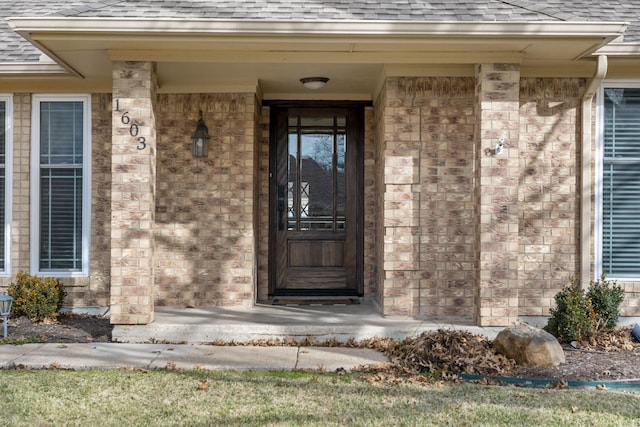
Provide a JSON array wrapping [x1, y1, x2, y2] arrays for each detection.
[[601, 87, 640, 278], [32, 97, 90, 275]]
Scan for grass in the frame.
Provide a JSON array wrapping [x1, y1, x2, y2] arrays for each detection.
[[0, 335, 43, 344], [2, 369, 640, 426]]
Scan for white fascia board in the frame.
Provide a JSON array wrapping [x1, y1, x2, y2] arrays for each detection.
[[0, 62, 68, 75], [6, 17, 628, 38], [595, 43, 640, 57]]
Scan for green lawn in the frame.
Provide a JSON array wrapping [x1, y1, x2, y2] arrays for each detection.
[[2, 369, 639, 426]]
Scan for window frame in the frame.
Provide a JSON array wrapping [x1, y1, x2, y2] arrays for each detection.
[[0, 94, 12, 276], [595, 80, 640, 281], [30, 94, 91, 277]]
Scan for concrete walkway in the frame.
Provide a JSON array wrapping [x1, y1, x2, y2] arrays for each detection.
[[0, 302, 509, 372], [112, 301, 505, 344], [0, 342, 389, 372], [4, 302, 638, 373], [0, 301, 506, 372]]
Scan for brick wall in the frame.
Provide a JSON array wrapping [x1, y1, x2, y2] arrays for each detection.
[[154, 93, 257, 308], [363, 107, 376, 296], [474, 64, 521, 326], [251, 95, 261, 302], [57, 93, 111, 307], [3, 73, 638, 324], [74, 93, 111, 306], [518, 78, 640, 317], [377, 77, 476, 318], [10, 94, 31, 280], [257, 106, 270, 301], [1, 93, 111, 307], [620, 281, 640, 316], [376, 73, 640, 322], [518, 78, 582, 316], [417, 77, 476, 319], [110, 61, 157, 323], [378, 78, 422, 316], [374, 85, 387, 306]]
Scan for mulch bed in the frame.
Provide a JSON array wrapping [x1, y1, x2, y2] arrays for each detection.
[[384, 328, 640, 382], [3, 313, 112, 343]]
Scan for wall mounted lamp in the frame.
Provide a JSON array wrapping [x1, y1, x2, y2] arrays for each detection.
[[0, 292, 13, 339], [191, 110, 210, 158], [300, 77, 329, 90]]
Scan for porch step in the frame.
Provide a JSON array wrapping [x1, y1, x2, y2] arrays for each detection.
[[111, 302, 505, 344]]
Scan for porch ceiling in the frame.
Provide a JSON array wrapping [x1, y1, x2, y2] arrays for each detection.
[[4, 18, 628, 98]]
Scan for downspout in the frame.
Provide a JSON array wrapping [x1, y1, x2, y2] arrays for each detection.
[[580, 55, 608, 287]]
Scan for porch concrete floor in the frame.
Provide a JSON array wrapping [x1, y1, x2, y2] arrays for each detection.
[[112, 300, 505, 344]]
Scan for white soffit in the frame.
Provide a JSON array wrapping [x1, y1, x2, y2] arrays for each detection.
[[3, 18, 629, 97], [7, 18, 628, 63]]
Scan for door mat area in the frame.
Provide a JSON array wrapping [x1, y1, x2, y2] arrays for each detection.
[[271, 298, 360, 306]]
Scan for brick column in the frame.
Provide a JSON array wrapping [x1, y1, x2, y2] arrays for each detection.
[[377, 80, 421, 317], [110, 61, 157, 324], [474, 64, 521, 326]]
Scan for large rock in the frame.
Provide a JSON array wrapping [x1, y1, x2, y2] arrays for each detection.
[[633, 323, 640, 343], [493, 324, 565, 366]]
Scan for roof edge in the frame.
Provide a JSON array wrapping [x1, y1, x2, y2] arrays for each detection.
[[0, 62, 68, 76], [595, 43, 640, 57], [6, 17, 629, 38]]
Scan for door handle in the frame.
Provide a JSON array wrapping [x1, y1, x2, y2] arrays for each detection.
[[277, 185, 285, 230], [278, 200, 285, 230]]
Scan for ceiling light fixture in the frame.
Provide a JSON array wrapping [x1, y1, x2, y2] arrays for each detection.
[[300, 77, 329, 90]]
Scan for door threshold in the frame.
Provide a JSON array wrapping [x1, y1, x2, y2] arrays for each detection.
[[271, 296, 361, 306]]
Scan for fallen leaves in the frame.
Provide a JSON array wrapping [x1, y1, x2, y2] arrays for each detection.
[[580, 326, 640, 351], [547, 380, 569, 389], [387, 329, 516, 377]]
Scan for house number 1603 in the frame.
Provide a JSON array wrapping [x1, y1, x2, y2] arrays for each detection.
[[114, 99, 147, 150]]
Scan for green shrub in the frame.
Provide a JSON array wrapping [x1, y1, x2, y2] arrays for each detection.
[[545, 274, 624, 343], [545, 277, 597, 343], [7, 272, 66, 322], [587, 273, 625, 330]]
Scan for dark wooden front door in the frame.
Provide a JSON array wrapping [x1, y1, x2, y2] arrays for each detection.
[[269, 105, 364, 296]]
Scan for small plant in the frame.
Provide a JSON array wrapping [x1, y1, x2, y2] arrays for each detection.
[[545, 277, 597, 343], [0, 335, 44, 345], [545, 274, 624, 343], [587, 273, 625, 330], [7, 272, 66, 322]]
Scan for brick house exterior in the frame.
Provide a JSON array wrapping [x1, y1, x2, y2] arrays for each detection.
[[1, 2, 640, 327]]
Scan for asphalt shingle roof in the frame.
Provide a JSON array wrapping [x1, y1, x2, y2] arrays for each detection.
[[2, 1, 640, 63]]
